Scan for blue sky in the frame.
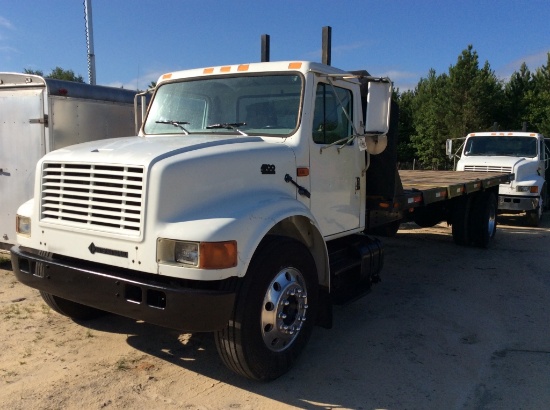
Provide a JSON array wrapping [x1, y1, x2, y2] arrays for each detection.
[[1, 0, 549, 91]]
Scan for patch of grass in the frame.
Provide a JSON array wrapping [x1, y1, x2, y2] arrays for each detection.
[[1, 369, 18, 382], [32, 332, 44, 343], [1, 303, 38, 320], [2, 304, 21, 319], [114, 354, 143, 371], [115, 358, 130, 371]]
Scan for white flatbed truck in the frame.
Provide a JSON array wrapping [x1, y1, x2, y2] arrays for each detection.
[[448, 131, 549, 226], [10, 61, 510, 380]]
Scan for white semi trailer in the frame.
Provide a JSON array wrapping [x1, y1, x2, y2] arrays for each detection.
[[0, 73, 138, 248]]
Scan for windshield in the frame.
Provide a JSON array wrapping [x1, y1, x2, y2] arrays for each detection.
[[464, 136, 538, 157], [143, 74, 303, 136]]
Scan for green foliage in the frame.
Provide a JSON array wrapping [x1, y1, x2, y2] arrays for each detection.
[[23, 67, 84, 83], [395, 46, 550, 169], [410, 69, 449, 169], [524, 53, 550, 136]]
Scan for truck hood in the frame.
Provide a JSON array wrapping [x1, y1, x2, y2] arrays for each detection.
[[37, 133, 299, 244], [44, 134, 274, 165]]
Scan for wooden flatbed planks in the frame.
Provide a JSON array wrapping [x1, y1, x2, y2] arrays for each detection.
[[398, 170, 512, 205]]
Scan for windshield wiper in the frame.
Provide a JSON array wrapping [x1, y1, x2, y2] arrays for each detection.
[[155, 120, 190, 135], [206, 122, 248, 136]]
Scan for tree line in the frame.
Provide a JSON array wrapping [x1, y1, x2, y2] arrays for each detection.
[[395, 45, 550, 169]]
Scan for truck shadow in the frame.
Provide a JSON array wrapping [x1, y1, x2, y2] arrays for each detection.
[[79, 312, 372, 409]]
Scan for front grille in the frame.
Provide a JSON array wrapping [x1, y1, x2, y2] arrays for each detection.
[[464, 165, 513, 173], [41, 162, 145, 235]]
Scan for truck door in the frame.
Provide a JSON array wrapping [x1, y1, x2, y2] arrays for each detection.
[[0, 87, 45, 245], [309, 81, 362, 237]]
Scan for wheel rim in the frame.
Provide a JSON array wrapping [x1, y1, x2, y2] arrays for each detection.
[[261, 267, 308, 352]]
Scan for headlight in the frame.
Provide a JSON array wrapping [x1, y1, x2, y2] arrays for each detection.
[[16, 215, 31, 236], [157, 239, 237, 269], [516, 186, 538, 193], [175, 242, 199, 266]]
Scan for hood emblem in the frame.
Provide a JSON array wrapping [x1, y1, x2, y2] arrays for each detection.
[[261, 164, 276, 174], [88, 242, 128, 258]]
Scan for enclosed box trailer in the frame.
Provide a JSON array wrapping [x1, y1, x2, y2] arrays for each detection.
[[0, 72, 138, 248]]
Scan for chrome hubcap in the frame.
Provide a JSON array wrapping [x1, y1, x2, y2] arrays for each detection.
[[261, 267, 308, 352]]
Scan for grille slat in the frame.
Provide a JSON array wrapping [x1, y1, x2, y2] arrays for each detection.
[[40, 162, 145, 235], [464, 165, 512, 173]]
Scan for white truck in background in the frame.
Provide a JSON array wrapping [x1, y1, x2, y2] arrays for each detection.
[[449, 131, 550, 226], [0, 73, 140, 249]]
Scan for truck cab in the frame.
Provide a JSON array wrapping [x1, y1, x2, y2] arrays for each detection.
[[455, 132, 550, 226]]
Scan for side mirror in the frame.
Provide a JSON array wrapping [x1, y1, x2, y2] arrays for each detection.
[[446, 139, 453, 159], [361, 80, 391, 155]]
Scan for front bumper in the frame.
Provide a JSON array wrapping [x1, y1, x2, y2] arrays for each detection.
[[10, 246, 236, 332], [498, 195, 539, 212]]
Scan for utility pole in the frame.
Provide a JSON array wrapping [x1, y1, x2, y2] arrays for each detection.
[[84, 0, 97, 85]]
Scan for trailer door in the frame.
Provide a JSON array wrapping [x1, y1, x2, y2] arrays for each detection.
[[0, 87, 45, 245]]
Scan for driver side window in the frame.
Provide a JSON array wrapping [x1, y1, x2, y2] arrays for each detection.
[[312, 83, 352, 144]]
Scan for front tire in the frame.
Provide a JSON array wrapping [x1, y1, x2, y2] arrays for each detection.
[[215, 237, 319, 381], [527, 190, 545, 227]]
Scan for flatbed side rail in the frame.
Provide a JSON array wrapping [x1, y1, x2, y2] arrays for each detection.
[[366, 171, 513, 211]]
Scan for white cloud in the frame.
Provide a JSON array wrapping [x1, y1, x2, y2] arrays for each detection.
[[377, 69, 420, 92], [106, 70, 166, 91], [497, 49, 550, 79], [0, 16, 14, 30]]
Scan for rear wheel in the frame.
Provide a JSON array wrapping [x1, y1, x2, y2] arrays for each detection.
[[40, 291, 106, 320], [452, 196, 473, 246], [215, 237, 319, 381], [469, 191, 497, 248]]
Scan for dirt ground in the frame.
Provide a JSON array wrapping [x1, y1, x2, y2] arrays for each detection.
[[1, 213, 549, 410]]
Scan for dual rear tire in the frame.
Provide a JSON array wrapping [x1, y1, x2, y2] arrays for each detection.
[[452, 191, 497, 248]]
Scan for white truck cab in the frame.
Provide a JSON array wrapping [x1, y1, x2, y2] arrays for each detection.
[[454, 132, 550, 226]]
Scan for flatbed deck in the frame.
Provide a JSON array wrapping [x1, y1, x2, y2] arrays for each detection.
[[398, 170, 513, 206]]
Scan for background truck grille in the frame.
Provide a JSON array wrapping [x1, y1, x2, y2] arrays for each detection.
[[41, 162, 145, 235], [464, 165, 513, 173]]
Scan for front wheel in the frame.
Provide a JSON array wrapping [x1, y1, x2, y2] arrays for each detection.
[[215, 237, 319, 381], [527, 190, 545, 227], [526, 207, 542, 227]]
